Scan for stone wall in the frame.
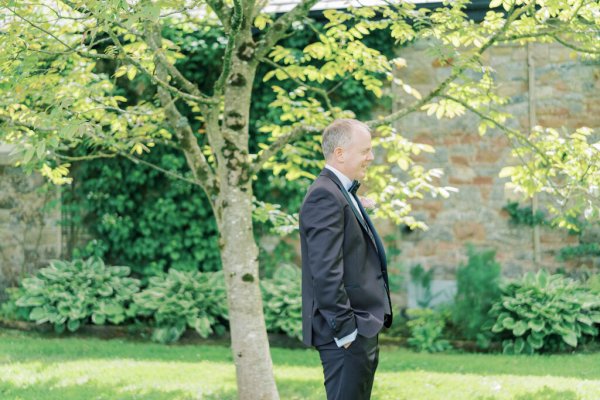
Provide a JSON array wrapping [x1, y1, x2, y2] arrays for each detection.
[[0, 144, 62, 300], [389, 40, 600, 285]]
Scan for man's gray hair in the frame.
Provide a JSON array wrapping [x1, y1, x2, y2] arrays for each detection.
[[321, 119, 370, 159]]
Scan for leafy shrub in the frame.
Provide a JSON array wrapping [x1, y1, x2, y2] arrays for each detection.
[[584, 274, 600, 294], [0, 287, 30, 322], [452, 245, 501, 346], [409, 264, 435, 308], [133, 269, 228, 343], [489, 270, 600, 354], [261, 264, 302, 339], [407, 308, 453, 353], [15, 257, 140, 333]]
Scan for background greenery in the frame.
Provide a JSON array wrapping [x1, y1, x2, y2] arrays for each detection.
[[61, 20, 395, 280]]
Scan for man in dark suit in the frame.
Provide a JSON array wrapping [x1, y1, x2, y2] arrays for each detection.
[[299, 118, 393, 400]]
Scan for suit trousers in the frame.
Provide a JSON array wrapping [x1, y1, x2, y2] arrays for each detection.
[[316, 333, 380, 400]]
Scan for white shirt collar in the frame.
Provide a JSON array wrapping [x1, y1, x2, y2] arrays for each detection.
[[325, 164, 353, 191]]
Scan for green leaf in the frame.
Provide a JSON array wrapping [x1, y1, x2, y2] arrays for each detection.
[[514, 337, 525, 354], [561, 331, 578, 347], [528, 319, 545, 332], [29, 307, 47, 322], [512, 320, 527, 336], [67, 318, 81, 332], [114, 66, 128, 78], [526, 333, 544, 350]]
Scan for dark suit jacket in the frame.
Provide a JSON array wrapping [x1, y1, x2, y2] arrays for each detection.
[[300, 168, 393, 347]]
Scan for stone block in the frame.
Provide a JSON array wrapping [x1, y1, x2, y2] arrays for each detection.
[[453, 221, 486, 241]]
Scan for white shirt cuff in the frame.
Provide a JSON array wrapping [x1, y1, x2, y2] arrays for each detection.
[[334, 328, 358, 347]]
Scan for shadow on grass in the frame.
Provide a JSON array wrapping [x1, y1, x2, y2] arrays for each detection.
[[0, 378, 237, 400], [514, 386, 580, 400]]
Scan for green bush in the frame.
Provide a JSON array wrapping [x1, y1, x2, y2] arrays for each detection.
[[584, 274, 600, 294], [261, 264, 302, 340], [452, 245, 501, 346], [133, 269, 228, 343], [407, 308, 453, 353], [0, 287, 30, 322], [15, 257, 140, 333], [489, 270, 600, 354], [63, 148, 222, 277]]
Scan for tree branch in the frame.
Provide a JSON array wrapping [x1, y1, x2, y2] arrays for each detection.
[[119, 152, 204, 188], [205, 0, 232, 33], [551, 34, 600, 54], [260, 57, 335, 112], [251, 124, 321, 176], [143, 22, 219, 200], [253, 0, 321, 63], [439, 93, 570, 199], [104, 28, 218, 105], [213, 0, 244, 95], [142, 26, 213, 101], [366, 2, 529, 129]]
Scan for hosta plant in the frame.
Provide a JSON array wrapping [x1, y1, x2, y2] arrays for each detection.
[[407, 308, 453, 353], [261, 264, 302, 340], [489, 270, 600, 354], [15, 257, 140, 333], [133, 269, 228, 343]]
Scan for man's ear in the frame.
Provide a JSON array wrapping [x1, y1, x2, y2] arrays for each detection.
[[333, 147, 344, 162]]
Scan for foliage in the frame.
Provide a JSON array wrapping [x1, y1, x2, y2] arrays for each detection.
[[62, 147, 222, 278], [380, 306, 410, 338], [502, 201, 600, 262], [383, 232, 406, 293], [500, 126, 600, 231], [0, 287, 29, 322], [489, 269, 600, 354], [503, 201, 548, 226], [261, 264, 302, 340], [452, 245, 501, 345], [58, 19, 389, 278], [407, 308, 453, 353], [584, 274, 600, 294], [133, 269, 228, 344], [409, 264, 435, 308], [14, 257, 140, 333], [557, 243, 600, 261]]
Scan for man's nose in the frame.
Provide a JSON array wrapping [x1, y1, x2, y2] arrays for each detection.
[[367, 151, 374, 161]]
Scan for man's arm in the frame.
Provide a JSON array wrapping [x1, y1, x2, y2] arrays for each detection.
[[302, 187, 357, 345]]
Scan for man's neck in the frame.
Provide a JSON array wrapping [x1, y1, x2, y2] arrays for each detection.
[[325, 164, 354, 190]]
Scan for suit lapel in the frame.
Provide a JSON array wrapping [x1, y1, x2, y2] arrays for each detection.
[[320, 169, 377, 250], [355, 197, 389, 286]]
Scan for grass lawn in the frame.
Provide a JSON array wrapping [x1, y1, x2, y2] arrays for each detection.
[[1, 328, 600, 400]]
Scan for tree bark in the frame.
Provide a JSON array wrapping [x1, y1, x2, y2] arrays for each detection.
[[212, 22, 280, 400], [217, 185, 279, 400]]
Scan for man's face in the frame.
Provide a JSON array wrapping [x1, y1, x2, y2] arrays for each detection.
[[341, 126, 374, 181]]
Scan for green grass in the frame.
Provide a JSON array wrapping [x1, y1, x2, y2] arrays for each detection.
[[1, 328, 600, 399]]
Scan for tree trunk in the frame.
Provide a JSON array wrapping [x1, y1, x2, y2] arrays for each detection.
[[217, 185, 279, 400], [211, 24, 280, 399]]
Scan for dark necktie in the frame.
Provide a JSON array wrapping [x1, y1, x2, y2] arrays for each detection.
[[349, 180, 360, 196]]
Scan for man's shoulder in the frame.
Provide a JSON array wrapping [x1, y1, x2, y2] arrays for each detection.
[[304, 175, 342, 202]]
